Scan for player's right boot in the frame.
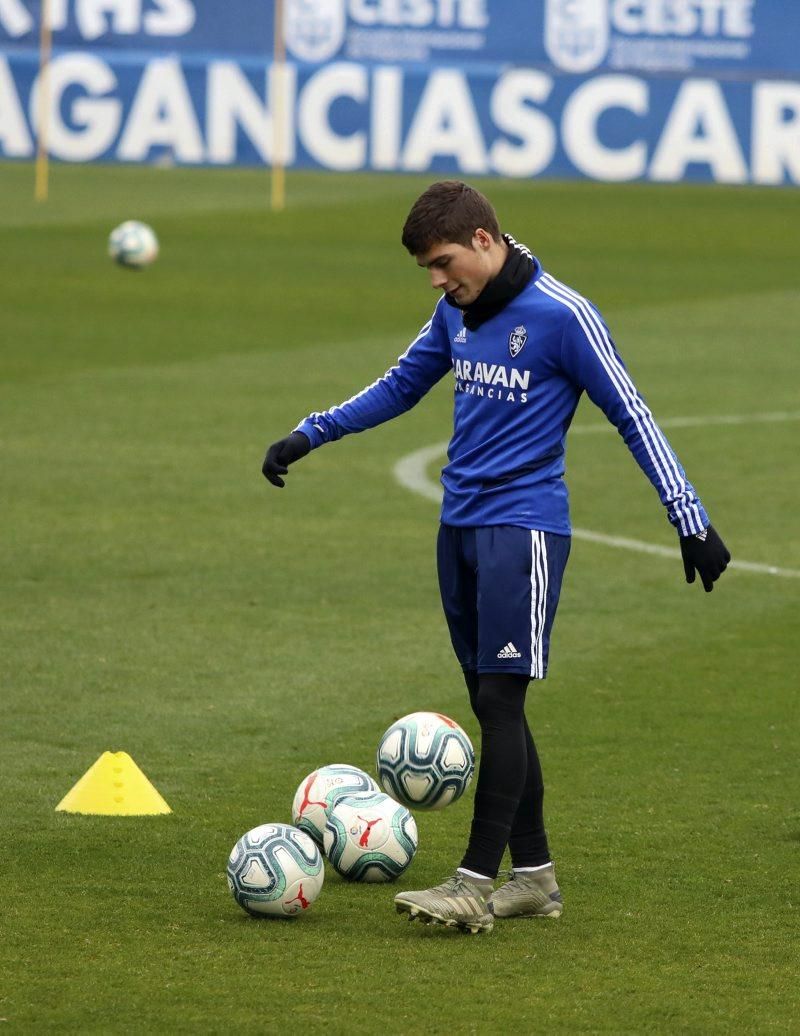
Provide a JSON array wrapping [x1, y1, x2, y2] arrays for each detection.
[[394, 873, 494, 934], [490, 863, 563, 918]]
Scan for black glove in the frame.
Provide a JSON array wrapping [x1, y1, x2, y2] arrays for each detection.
[[262, 431, 310, 488], [680, 524, 730, 592]]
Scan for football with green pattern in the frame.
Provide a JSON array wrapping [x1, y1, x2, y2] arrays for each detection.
[[292, 764, 380, 845], [377, 712, 475, 810], [323, 791, 418, 882], [227, 823, 323, 918]]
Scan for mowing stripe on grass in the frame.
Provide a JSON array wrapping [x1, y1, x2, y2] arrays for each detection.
[[392, 410, 800, 580]]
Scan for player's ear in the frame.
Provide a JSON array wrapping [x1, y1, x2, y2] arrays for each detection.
[[473, 228, 492, 251]]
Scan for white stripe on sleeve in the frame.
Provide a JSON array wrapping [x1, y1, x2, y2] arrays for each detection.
[[536, 275, 704, 536]]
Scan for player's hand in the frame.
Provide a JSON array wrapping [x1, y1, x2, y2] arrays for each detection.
[[262, 431, 310, 488], [680, 524, 730, 592]]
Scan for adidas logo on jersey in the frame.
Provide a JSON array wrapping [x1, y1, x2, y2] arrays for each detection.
[[454, 326, 467, 343], [497, 642, 522, 659]]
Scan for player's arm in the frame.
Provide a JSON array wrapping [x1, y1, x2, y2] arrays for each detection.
[[263, 300, 452, 488], [560, 309, 730, 591]]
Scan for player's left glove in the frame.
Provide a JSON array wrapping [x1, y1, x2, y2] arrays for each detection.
[[262, 431, 310, 488], [680, 524, 731, 592]]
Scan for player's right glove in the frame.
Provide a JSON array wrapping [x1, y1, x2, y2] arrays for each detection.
[[679, 524, 731, 592], [262, 431, 310, 488]]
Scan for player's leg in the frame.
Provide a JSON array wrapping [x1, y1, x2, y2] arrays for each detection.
[[465, 671, 561, 916], [395, 525, 495, 932], [397, 526, 536, 931], [507, 715, 549, 867], [463, 671, 547, 868], [451, 541, 536, 875], [491, 716, 563, 917], [492, 531, 571, 918], [395, 527, 568, 931], [448, 527, 546, 918], [459, 671, 530, 880], [394, 675, 524, 933]]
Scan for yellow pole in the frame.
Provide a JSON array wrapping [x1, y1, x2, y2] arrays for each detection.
[[270, 0, 286, 212], [34, 0, 53, 202]]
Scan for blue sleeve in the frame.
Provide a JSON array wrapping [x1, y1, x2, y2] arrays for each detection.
[[294, 300, 452, 447], [560, 309, 708, 537]]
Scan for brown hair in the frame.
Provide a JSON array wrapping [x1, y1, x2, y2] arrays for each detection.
[[401, 180, 501, 255]]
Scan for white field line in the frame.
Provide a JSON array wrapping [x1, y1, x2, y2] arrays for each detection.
[[569, 409, 800, 436], [392, 411, 800, 580]]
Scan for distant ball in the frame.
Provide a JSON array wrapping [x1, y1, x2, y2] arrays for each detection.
[[376, 711, 474, 810], [227, 823, 323, 918], [108, 220, 159, 268], [323, 791, 418, 882], [291, 763, 380, 846]]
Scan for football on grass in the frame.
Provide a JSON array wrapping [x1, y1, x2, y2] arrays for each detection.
[[291, 763, 380, 845], [323, 791, 418, 882], [227, 823, 323, 918], [376, 711, 474, 810], [108, 220, 159, 268]]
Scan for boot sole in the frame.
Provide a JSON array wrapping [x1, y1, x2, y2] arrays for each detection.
[[395, 901, 493, 935]]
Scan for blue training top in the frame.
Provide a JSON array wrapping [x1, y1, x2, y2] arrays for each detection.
[[295, 251, 708, 538]]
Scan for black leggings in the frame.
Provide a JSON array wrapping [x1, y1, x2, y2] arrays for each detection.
[[460, 671, 550, 878]]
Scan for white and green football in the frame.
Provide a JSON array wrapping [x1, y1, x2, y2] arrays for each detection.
[[323, 791, 418, 882], [376, 711, 474, 810], [108, 220, 159, 268], [227, 823, 324, 918], [291, 763, 380, 845]]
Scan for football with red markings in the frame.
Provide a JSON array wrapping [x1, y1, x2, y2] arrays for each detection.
[[323, 791, 418, 882], [291, 763, 380, 845], [227, 823, 323, 918], [376, 711, 475, 810]]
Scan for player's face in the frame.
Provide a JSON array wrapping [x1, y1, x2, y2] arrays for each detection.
[[416, 230, 497, 305]]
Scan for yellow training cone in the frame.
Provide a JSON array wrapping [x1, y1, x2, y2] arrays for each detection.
[[56, 751, 172, 816]]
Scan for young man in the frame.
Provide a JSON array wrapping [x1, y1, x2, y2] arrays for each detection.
[[262, 181, 730, 934]]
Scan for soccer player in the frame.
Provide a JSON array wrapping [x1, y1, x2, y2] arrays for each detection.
[[262, 181, 730, 934]]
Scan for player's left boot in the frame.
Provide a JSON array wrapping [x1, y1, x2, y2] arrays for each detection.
[[491, 863, 563, 918], [394, 872, 494, 934]]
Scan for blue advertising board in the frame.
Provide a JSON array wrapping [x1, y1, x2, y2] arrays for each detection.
[[1, 1, 798, 184]]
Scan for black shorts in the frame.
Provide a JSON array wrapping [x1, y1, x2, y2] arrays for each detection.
[[437, 524, 571, 679]]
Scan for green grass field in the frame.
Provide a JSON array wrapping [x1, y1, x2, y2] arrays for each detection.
[[1, 162, 798, 1033]]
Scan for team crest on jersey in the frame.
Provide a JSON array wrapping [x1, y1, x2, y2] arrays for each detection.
[[509, 325, 528, 358]]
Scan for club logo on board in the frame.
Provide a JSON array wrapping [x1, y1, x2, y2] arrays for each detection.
[[284, 0, 345, 63], [544, 0, 608, 73]]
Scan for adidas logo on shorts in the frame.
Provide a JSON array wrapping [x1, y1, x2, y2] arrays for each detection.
[[497, 641, 522, 659]]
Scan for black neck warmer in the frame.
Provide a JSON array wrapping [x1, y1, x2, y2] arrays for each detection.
[[445, 234, 535, 331]]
